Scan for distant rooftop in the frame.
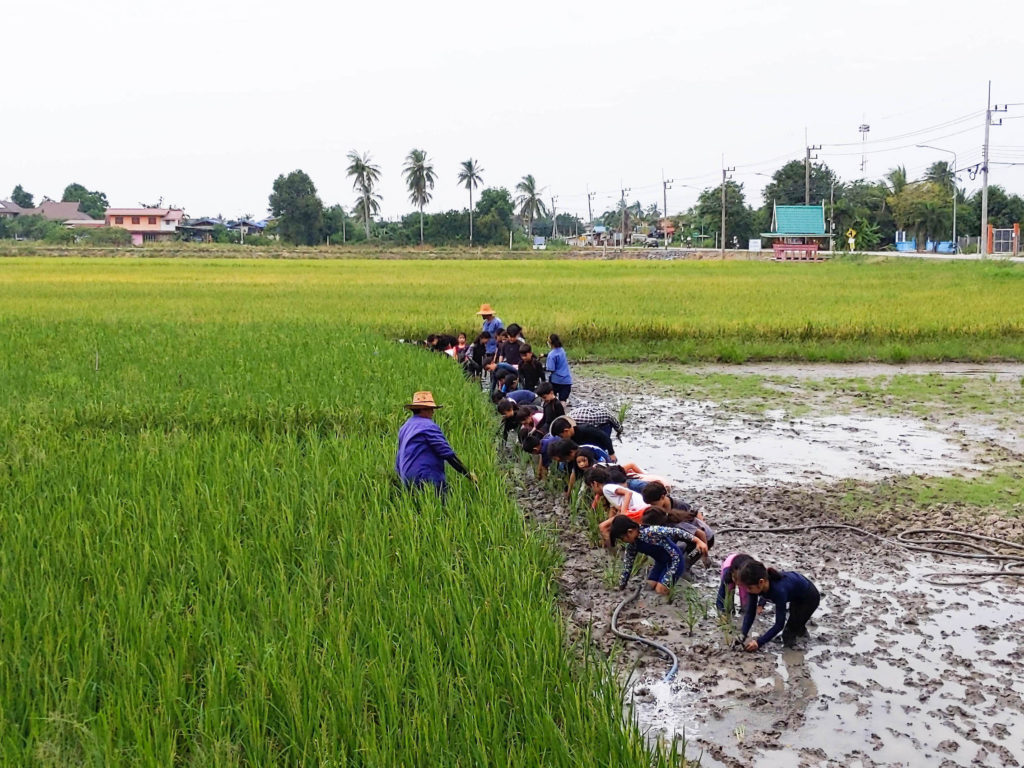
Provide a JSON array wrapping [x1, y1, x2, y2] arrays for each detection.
[[763, 204, 826, 237]]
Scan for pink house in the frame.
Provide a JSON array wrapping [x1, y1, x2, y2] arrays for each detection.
[[106, 208, 185, 245]]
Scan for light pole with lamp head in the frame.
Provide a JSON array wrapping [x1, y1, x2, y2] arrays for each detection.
[[916, 144, 958, 252]]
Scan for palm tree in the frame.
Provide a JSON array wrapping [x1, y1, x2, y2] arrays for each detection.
[[924, 161, 956, 194], [515, 175, 547, 237], [346, 150, 381, 238], [457, 159, 484, 245], [402, 149, 436, 245], [885, 165, 908, 195]]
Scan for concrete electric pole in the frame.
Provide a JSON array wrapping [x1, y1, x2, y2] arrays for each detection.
[[805, 144, 821, 205]]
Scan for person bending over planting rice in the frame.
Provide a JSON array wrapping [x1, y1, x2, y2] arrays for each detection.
[[609, 515, 707, 596], [535, 382, 565, 431], [396, 391, 477, 493], [736, 560, 820, 651], [549, 416, 616, 463]]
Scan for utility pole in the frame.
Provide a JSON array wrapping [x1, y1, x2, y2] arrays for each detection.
[[981, 81, 992, 257], [979, 82, 1007, 257], [720, 161, 734, 258], [586, 187, 595, 227], [550, 195, 559, 239], [662, 173, 673, 247], [620, 185, 631, 247], [805, 143, 821, 205]]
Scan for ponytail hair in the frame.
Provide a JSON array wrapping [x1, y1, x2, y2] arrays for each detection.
[[736, 560, 783, 587], [727, 554, 756, 580]]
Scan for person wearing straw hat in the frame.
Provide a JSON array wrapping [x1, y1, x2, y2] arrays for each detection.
[[475, 303, 503, 361], [396, 391, 477, 492]]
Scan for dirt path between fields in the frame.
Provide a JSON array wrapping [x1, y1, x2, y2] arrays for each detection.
[[514, 368, 1024, 767]]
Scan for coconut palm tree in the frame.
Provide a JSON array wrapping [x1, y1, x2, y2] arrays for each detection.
[[346, 150, 381, 239], [924, 161, 956, 194], [402, 149, 436, 245], [885, 165, 908, 195], [515, 175, 547, 237], [457, 159, 484, 245]]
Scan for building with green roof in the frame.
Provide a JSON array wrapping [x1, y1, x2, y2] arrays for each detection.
[[761, 203, 831, 259]]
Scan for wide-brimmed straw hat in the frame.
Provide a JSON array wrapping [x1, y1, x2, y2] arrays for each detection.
[[476, 303, 496, 315], [406, 391, 443, 410]]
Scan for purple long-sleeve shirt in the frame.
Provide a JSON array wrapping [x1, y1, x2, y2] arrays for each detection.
[[396, 415, 457, 487]]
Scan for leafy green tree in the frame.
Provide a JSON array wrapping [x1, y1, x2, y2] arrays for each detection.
[[959, 185, 1024, 235], [887, 181, 953, 250], [831, 180, 895, 249], [61, 183, 109, 219], [81, 227, 132, 246], [7, 214, 61, 240], [11, 185, 33, 208], [402, 149, 436, 245], [457, 159, 484, 245], [268, 170, 325, 246], [761, 160, 836, 207], [695, 181, 755, 248], [515, 175, 547, 236], [322, 204, 352, 244], [346, 151, 381, 239], [475, 187, 514, 226]]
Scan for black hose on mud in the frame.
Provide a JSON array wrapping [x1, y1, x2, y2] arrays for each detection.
[[610, 523, 1024, 681], [611, 584, 679, 682]]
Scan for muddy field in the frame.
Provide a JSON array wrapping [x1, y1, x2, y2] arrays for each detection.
[[517, 366, 1024, 767]]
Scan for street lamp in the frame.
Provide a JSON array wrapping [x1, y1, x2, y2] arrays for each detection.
[[916, 144, 958, 252]]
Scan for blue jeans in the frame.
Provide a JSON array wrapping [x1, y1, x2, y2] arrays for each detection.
[[552, 382, 572, 402], [645, 542, 687, 586]]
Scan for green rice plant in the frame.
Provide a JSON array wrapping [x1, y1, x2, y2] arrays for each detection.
[[0, 302, 685, 765], [681, 585, 709, 635]]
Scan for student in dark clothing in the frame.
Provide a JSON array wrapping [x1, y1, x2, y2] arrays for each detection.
[[466, 332, 490, 382], [536, 383, 565, 431], [517, 344, 546, 391], [737, 560, 821, 650], [641, 481, 714, 550], [549, 416, 616, 462], [499, 332, 523, 368], [549, 438, 610, 497]]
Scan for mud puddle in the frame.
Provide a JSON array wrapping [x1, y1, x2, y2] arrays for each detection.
[[536, 370, 1024, 767], [611, 396, 996, 490], [626, 557, 1024, 768], [684, 362, 1024, 381]]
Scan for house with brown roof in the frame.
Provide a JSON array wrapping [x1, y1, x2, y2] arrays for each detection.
[[105, 208, 186, 244], [0, 199, 95, 222]]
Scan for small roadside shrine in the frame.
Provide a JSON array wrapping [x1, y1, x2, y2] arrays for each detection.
[[761, 203, 830, 260]]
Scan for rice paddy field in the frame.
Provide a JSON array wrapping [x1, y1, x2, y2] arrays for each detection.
[[0, 261, 679, 766], [3, 256, 1024, 362], [2, 255, 1024, 766]]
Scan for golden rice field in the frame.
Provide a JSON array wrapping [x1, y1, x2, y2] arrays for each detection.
[[3, 256, 1024, 361]]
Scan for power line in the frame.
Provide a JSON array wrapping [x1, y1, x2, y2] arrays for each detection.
[[819, 124, 979, 157], [822, 110, 984, 148]]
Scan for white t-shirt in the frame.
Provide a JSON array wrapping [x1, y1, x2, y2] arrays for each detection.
[[602, 484, 647, 516]]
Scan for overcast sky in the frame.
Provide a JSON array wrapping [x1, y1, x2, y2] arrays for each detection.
[[4, 0, 1023, 221]]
